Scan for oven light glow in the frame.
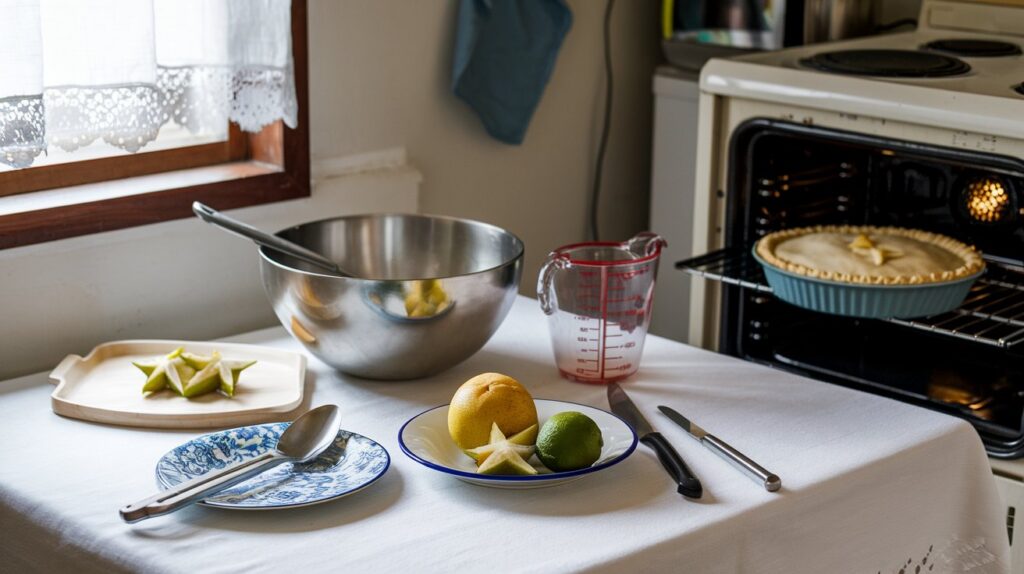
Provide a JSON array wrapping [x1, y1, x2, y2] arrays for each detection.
[[964, 177, 1010, 223]]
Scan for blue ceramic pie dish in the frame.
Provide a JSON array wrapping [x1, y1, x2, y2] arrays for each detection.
[[753, 248, 983, 319]]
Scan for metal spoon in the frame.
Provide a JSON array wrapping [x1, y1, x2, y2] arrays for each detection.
[[193, 202, 354, 277], [120, 404, 343, 523]]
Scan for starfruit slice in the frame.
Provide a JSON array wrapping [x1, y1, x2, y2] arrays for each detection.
[[165, 358, 195, 396], [404, 279, 450, 318], [466, 422, 537, 465], [133, 347, 184, 394], [477, 446, 538, 476], [182, 350, 256, 398], [848, 233, 874, 249], [181, 351, 215, 370]]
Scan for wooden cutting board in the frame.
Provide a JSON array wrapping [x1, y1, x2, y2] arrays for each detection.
[[49, 340, 306, 429]]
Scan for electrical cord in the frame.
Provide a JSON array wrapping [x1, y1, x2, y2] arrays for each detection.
[[589, 0, 615, 242]]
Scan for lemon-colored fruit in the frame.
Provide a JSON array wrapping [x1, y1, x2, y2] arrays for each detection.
[[536, 411, 604, 472], [466, 422, 537, 465], [447, 373, 538, 450]]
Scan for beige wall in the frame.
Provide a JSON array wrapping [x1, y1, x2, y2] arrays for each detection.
[[309, 0, 660, 293]]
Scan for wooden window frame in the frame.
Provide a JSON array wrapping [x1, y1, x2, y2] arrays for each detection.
[[0, 0, 310, 250]]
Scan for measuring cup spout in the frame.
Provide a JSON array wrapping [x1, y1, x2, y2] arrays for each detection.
[[624, 232, 667, 258]]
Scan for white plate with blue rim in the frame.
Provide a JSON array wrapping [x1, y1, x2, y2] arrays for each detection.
[[398, 399, 638, 489], [155, 422, 390, 510]]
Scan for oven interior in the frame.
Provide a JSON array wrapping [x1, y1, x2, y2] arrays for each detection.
[[678, 119, 1024, 457]]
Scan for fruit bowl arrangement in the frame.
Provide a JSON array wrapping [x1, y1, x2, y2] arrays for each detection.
[[398, 374, 638, 489]]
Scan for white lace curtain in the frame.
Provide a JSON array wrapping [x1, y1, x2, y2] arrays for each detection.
[[0, 0, 296, 169]]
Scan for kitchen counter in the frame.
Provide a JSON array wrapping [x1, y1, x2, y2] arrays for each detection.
[[0, 296, 1010, 573]]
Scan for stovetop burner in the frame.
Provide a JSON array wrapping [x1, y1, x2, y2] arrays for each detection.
[[800, 49, 971, 78], [923, 38, 1022, 57]]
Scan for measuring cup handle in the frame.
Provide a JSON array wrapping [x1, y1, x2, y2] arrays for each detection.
[[625, 232, 668, 257], [537, 253, 571, 315]]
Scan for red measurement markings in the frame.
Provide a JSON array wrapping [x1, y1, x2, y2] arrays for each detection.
[[604, 308, 646, 316], [599, 267, 608, 381], [608, 269, 648, 281]]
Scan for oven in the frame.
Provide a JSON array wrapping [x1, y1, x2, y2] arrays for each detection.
[[679, 1, 1024, 560], [683, 0, 1024, 454], [681, 118, 1024, 455]]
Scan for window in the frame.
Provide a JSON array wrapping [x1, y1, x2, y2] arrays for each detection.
[[0, 0, 310, 249]]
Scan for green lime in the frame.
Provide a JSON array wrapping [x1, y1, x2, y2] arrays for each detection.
[[536, 411, 604, 472]]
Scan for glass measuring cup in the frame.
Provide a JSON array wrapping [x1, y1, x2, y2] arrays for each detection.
[[537, 232, 667, 384]]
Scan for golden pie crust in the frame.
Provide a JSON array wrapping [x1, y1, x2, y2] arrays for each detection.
[[755, 225, 985, 285]]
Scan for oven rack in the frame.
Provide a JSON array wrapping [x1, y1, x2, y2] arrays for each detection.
[[677, 249, 1024, 349]]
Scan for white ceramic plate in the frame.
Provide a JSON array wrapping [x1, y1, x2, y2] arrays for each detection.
[[398, 399, 638, 489]]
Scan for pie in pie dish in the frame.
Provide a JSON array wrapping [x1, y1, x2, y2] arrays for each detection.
[[755, 225, 984, 285], [752, 225, 985, 319]]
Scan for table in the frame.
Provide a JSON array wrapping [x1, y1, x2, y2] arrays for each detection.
[[0, 297, 1010, 573]]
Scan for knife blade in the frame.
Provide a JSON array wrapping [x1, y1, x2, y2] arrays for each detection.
[[607, 383, 702, 498], [657, 405, 781, 492]]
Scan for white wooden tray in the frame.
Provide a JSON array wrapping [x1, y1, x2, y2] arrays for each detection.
[[49, 340, 306, 429]]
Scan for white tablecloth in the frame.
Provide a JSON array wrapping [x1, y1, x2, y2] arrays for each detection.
[[0, 297, 1010, 573]]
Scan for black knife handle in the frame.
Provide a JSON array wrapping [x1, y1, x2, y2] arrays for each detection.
[[641, 432, 703, 498]]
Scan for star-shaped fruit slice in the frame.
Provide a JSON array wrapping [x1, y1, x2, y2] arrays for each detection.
[[477, 445, 538, 476], [182, 351, 256, 398], [404, 279, 451, 318], [133, 347, 186, 394], [848, 233, 875, 249], [467, 422, 538, 475], [165, 358, 195, 396]]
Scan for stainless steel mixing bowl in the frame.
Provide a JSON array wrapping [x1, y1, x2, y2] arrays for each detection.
[[259, 213, 524, 379]]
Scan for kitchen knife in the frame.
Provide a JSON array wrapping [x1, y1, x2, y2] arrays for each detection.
[[657, 405, 781, 492], [607, 383, 703, 498]]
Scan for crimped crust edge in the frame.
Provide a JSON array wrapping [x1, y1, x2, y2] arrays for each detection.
[[754, 225, 985, 285]]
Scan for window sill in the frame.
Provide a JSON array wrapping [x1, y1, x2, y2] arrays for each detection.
[[0, 160, 308, 250]]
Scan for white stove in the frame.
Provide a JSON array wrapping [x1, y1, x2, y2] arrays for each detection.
[[698, 0, 1024, 141], [691, 0, 1024, 350], [684, 1, 1024, 568]]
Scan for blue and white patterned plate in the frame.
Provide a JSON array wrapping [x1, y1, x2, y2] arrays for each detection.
[[155, 422, 390, 510], [399, 399, 638, 489]]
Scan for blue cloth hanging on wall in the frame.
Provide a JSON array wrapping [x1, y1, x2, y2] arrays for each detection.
[[452, 0, 573, 145]]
